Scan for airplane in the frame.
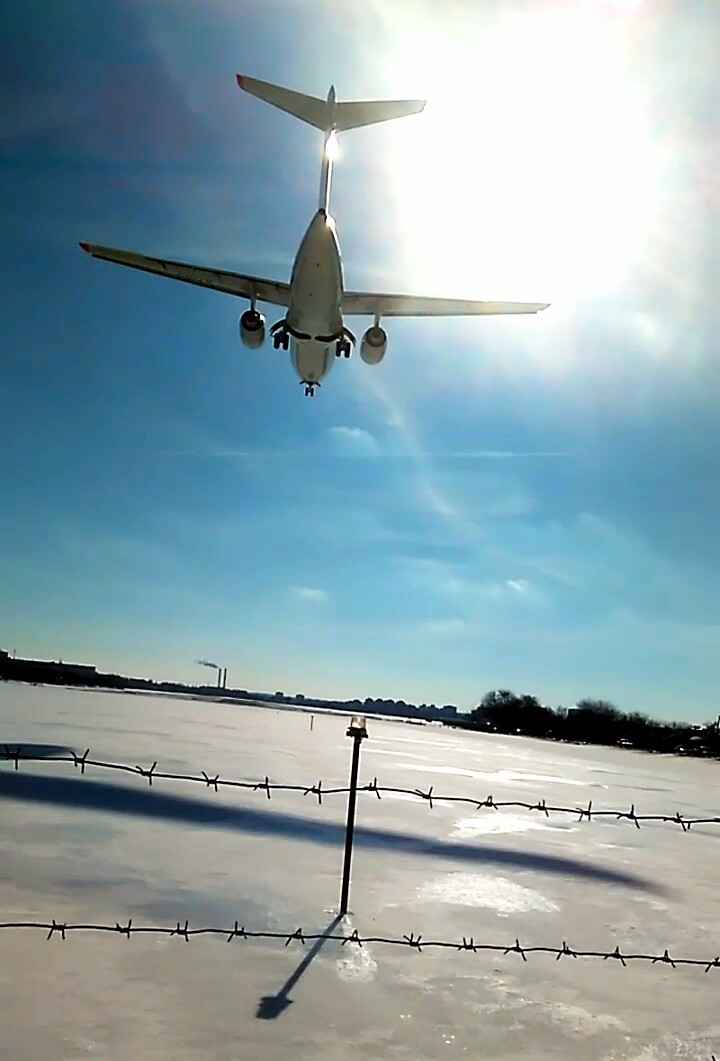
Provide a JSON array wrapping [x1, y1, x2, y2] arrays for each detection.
[[80, 74, 550, 397]]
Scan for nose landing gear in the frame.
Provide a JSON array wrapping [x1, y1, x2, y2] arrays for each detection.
[[301, 381, 320, 397]]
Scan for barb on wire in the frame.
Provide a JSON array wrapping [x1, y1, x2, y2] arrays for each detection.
[[0, 919, 718, 973], [2, 746, 719, 831]]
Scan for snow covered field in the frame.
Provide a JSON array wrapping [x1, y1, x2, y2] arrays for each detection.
[[1, 682, 718, 1060]]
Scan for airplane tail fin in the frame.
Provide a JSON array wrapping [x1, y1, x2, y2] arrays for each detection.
[[236, 74, 425, 132]]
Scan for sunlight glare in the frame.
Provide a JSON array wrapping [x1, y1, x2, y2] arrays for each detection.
[[604, 0, 644, 10], [383, 9, 658, 305], [326, 130, 339, 161]]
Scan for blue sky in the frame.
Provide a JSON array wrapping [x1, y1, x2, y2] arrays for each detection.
[[1, 0, 718, 719]]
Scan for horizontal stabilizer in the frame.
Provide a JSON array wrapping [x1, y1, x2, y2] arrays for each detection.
[[334, 99, 425, 131], [237, 74, 328, 130], [237, 73, 425, 132]]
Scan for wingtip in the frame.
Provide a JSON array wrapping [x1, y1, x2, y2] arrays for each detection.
[[236, 73, 244, 89], [79, 241, 90, 253]]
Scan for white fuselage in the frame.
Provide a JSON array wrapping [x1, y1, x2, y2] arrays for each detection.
[[286, 209, 344, 384]]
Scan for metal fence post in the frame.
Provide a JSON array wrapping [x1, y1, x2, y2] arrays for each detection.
[[339, 716, 368, 916]]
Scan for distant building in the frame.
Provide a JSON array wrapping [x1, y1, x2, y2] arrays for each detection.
[[0, 649, 98, 685], [556, 705, 580, 719]]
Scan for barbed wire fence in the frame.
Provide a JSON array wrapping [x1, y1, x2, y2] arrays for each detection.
[[2, 739, 720, 996], [0, 919, 718, 972], [3, 745, 719, 831]]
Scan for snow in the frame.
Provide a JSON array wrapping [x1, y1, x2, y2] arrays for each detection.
[[1, 682, 718, 1060]]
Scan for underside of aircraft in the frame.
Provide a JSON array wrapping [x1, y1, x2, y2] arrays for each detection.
[[80, 74, 549, 396]]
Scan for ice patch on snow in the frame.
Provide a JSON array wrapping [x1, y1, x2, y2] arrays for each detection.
[[336, 917, 377, 982], [452, 814, 570, 838], [545, 1002, 627, 1039], [394, 763, 587, 786], [417, 872, 559, 914], [623, 1033, 720, 1060], [335, 946, 378, 982]]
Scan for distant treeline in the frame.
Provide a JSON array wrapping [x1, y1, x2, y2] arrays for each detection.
[[3, 654, 717, 759], [455, 690, 719, 758]]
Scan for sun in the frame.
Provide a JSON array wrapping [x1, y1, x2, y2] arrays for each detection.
[[380, 7, 657, 305]]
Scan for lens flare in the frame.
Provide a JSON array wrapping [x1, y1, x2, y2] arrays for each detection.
[[325, 130, 339, 161]]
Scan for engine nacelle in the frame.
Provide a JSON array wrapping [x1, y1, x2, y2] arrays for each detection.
[[240, 309, 265, 349], [360, 325, 387, 365]]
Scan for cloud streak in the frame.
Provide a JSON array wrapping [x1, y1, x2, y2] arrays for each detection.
[[292, 586, 328, 603], [328, 425, 381, 457], [165, 444, 566, 461], [358, 373, 460, 521]]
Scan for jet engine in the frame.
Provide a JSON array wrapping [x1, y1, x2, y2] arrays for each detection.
[[360, 325, 387, 365], [240, 308, 266, 349]]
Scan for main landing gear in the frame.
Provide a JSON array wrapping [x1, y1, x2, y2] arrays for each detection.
[[301, 381, 320, 397], [335, 337, 352, 358], [272, 329, 290, 350]]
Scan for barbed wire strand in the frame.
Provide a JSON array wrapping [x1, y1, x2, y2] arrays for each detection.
[[3, 746, 719, 831], [0, 920, 718, 973]]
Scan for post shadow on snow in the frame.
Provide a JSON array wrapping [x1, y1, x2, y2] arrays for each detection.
[[0, 770, 670, 895], [256, 915, 343, 1020]]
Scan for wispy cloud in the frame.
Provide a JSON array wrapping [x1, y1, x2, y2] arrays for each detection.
[[400, 558, 546, 609], [507, 579, 530, 594], [166, 435, 565, 463], [358, 374, 460, 521], [397, 557, 468, 596], [292, 586, 328, 603], [355, 375, 579, 604], [430, 451, 568, 459], [328, 425, 381, 457]]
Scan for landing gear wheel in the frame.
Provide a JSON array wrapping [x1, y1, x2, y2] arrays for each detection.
[[273, 330, 290, 351], [335, 338, 352, 359]]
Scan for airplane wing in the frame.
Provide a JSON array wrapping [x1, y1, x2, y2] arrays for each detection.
[[78, 242, 291, 307], [341, 291, 549, 317]]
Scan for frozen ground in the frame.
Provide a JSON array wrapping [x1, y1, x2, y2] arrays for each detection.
[[0, 682, 718, 1061]]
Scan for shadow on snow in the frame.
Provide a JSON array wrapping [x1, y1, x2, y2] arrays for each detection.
[[0, 770, 668, 894], [256, 914, 344, 1020]]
